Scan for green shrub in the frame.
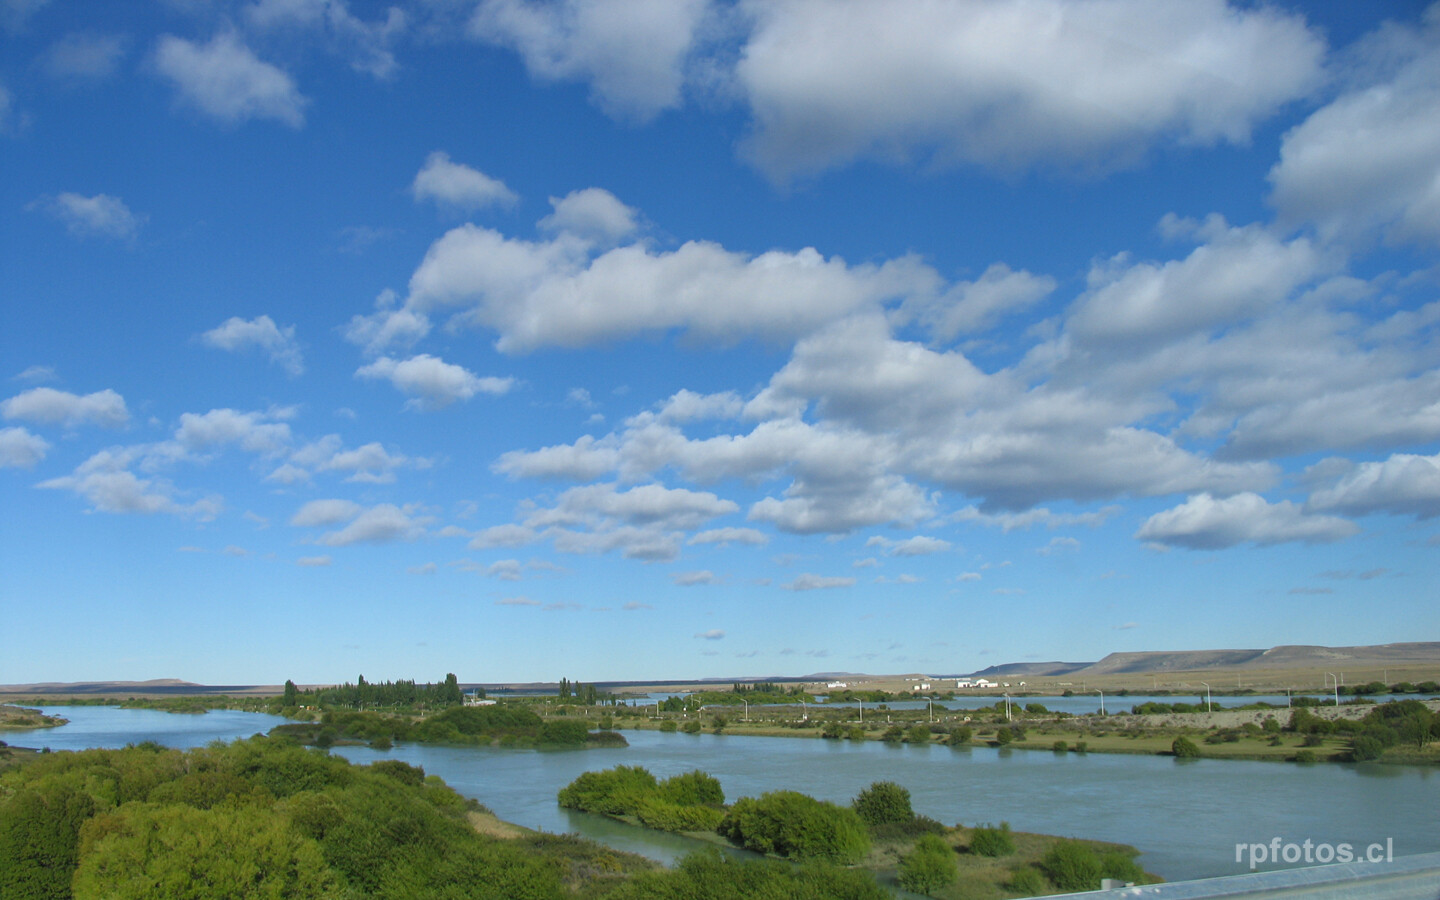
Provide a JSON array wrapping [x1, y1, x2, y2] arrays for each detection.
[[870, 815, 946, 842], [906, 725, 932, 744], [659, 771, 724, 807], [1100, 850, 1145, 884], [604, 849, 889, 900], [1171, 737, 1201, 758], [995, 728, 1014, 745], [1007, 865, 1048, 894], [898, 833, 957, 893], [369, 759, 424, 787], [681, 721, 702, 735], [969, 822, 1015, 857], [853, 781, 913, 828], [718, 791, 870, 864], [1053, 740, 1069, 752], [1293, 749, 1317, 763], [659, 720, 678, 733], [948, 727, 972, 746], [1074, 741, 1089, 753], [1350, 736, 1384, 761], [634, 799, 726, 833], [540, 720, 590, 745], [847, 727, 867, 741], [882, 726, 905, 743], [1043, 840, 1103, 892], [557, 766, 658, 816]]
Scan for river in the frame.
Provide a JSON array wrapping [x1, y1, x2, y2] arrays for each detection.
[[14, 705, 1437, 883]]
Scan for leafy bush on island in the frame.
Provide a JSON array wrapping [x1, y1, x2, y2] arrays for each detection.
[[269, 704, 624, 750], [718, 791, 871, 864], [1171, 737, 1202, 758], [897, 833, 958, 893], [557, 766, 726, 833]]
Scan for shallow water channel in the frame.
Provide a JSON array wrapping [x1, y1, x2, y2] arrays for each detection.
[[18, 705, 1439, 883]]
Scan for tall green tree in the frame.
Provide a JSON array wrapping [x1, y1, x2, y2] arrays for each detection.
[[283, 680, 299, 707]]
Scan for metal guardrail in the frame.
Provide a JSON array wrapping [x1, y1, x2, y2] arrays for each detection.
[[1045, 852, 1440, 900]]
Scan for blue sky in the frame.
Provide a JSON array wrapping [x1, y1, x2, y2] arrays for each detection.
[[2, 0, 1437, 686]]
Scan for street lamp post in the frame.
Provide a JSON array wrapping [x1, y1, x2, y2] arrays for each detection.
[[1096, 689, 1105, 716], [743, 699, 748, 723], [1326, 673, 1339, 707], [1004, 692, 1011, 722], [1200, 682, 1212, 713]]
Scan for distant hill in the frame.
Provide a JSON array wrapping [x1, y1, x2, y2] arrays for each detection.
[[968, 642, 1440, 679], [972, 661, 1092, 678], [0, 679, 265, 695]]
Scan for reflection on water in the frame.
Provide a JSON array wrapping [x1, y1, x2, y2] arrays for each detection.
[[23, 705, 289, 751], [15, 706, 1438, 883]]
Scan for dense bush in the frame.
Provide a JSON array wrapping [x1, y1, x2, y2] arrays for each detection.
[[558, 767, 723, 833], [1293, 750, 1317, 763], [897, 834, 957, 893], [1350, 736, 1384, 762], [868, 815, 945, 842], [659, 720, 678, 733], [603, 848, 889, 899], [905, 725, 932, 744], [718, 791, 870, 864], [969, 822, 1015, 857], [948, 727, 972, 746], [682, 721, 702, 735], [635, 799, 726, 833], [881, 726, 905, 743], [0, 737, 565, 900], [660, 770, 725, 807], [1043, 840, 1103, 892], [1007, 865, 1048, 894], [557, 766, 658, 816], [1171, 737, 1201, 758], [1099, 849, 1146, 884], [852, 781, 912, 828]]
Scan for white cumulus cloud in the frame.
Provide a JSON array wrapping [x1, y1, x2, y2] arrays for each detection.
[[2, 387, 129, 428], [30, 192, 144, 240], [470, 0, 709, 121], [735, 0, 1324, 181], [0, 426, 49, 467], [411, 151, 518, 210], [356, 353, 513, 409], [153, 32, 307, 127], [200, 315, 304, 376], [1136, 492, 1359, 549]]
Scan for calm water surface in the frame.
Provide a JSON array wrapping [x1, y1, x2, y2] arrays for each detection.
[[14, 706, 1437, 883]]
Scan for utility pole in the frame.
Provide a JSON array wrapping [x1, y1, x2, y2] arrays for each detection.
[[1201, 682, 1212, 713]]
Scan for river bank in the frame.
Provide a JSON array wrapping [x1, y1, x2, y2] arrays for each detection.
[[599, 697, 1440, 766]]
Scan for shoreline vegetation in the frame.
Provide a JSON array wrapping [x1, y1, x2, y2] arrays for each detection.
[[556, 764, 1162, 897], [7, 676, 1439, 765], [0, 705, 68, 731]]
